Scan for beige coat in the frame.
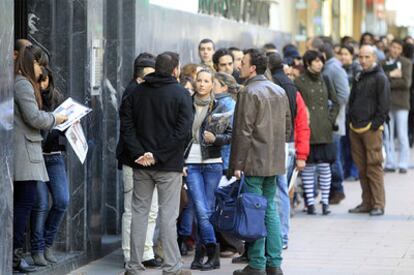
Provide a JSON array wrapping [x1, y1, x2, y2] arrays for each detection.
[[230, 75, 291, 177]]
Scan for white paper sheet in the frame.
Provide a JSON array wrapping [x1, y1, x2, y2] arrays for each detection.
[[289, 168, 299, 192], [54, 97, 92, 131], [65, 122, 88, 164], [218, 175, 238, 187]]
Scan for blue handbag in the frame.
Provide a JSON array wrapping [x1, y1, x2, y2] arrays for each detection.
[[211, 176, 268, 241]]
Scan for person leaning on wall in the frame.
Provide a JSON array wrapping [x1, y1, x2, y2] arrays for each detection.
[[13, 42, 67, 273]]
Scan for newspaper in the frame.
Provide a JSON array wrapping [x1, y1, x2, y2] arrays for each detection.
[[53, 97, 92, 131], [205, 111, 233, 135], [288, 168, 299, 192], [65, 122, 88, 164], [218, 175, 238, 188]]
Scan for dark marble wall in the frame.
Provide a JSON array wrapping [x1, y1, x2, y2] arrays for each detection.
[[25, 0, 133, 260], [6, 1, 292, 273], [0, 1, 14, 273], [27, 0, 89, 253]]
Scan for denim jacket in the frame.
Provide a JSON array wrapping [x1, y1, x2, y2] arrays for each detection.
[[215, 93, 236, 170]]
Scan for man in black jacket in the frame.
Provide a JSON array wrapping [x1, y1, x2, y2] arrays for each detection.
[[348, 45, 390, 216], [117, 53, 165, 268], [121, 52, 193, 275]]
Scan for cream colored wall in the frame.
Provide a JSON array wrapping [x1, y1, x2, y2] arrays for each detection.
[[149, 0, 295, 35], [269, 0, 296, 35]]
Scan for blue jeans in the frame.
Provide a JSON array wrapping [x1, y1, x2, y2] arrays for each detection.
[[31, 154, 70, 252], [276, 143, 295, 246], [178, 193, 194, 236], [341, 134, 359, 179], [384, 109, 410, 169], [185, 163, 222, 244], [330, 134, 344, 193]]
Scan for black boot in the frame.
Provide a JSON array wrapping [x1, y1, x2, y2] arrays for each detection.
[[177, 236, 188, 256], [201, 243, 220, 271], [322, 204, 331, 215], [307, 204, 316, 215], [190, 244, 205, 270], [13, 248, 36, 273]]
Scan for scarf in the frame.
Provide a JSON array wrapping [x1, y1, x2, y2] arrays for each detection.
[[192, 95, 211, 143]]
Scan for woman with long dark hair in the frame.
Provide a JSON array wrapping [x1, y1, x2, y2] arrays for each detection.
[[29, 48, 70, 266], [13, 44, 67, 272]]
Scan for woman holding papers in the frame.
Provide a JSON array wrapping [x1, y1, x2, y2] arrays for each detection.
[[29, 57, 71, 266], [183, 69, 232, 271], [13, 44, 67, 273]]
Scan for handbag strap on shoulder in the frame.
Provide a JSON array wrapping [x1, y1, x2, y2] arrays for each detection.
[[237, 174, 245, 196]]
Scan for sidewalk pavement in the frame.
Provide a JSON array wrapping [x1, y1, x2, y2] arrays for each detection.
[[70, 151, 414, 275]]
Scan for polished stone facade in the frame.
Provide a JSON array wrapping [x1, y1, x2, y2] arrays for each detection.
[[0, 0, 14, 273]]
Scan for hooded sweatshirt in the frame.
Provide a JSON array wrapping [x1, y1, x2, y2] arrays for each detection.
[[119, 72, 193, 172]]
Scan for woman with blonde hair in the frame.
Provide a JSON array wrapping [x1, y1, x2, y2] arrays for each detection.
[[184, 69, 232, 271]]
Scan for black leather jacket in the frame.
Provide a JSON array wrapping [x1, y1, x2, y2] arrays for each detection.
[[184, 99, 232, 161]]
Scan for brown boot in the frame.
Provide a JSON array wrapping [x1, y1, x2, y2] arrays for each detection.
[[329, 192, 345, 205], [266, 266, 284, 275], [348, 204, 371, 213], [233, 265, 266, 275]]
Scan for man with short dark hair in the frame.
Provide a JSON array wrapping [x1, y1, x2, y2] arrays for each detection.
[[229, 46, 243, 71], [263, 43, 277, 55], [348, 45, 390, 216], [117, 53, 161, 268], [268, 53, 310, 250], [121, 52, 193, 275], [198, 38, 215, 70], [213, 48, 234, 75], [382, 39, 413, 174], [231, 49, 291, 275]]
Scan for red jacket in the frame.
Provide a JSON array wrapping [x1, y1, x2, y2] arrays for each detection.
[[294, 92, 310, 160]]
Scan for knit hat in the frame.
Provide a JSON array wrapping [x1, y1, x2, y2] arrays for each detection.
[[134, 57, 155, 68], [283, 44, 301, 66]]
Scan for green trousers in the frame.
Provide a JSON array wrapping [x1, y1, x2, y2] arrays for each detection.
[[245, 176, 283, 269]]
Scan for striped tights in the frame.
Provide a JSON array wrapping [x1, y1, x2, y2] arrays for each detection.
[[301, 163, 331, 205]]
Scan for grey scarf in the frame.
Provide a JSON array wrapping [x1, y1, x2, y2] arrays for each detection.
[[192, 95, 211, 143]]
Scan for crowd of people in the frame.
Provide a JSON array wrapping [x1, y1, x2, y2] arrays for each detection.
[[117, 32, 414, 275], [11, 31, 414, 275]]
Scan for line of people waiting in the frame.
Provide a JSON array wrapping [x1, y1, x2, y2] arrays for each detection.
[[118, 32, 413, 275]]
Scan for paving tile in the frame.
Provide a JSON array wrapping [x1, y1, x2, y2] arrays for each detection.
[[70, 149, 414, 275]]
